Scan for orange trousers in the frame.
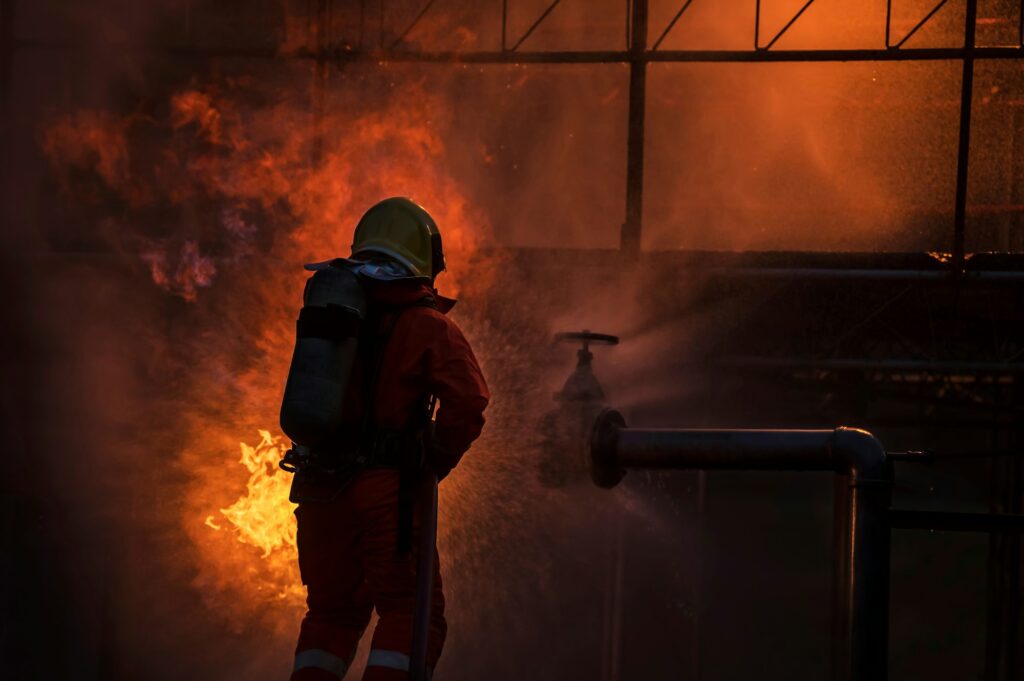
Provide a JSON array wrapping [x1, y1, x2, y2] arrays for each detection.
[[290, 469, 445, 681]]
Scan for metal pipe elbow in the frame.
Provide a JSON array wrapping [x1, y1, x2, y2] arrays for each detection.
[[830, 426, 888, 480]]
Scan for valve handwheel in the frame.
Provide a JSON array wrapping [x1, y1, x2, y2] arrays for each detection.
[[555, 330, 620, 348], [555, 329, 619, 365]]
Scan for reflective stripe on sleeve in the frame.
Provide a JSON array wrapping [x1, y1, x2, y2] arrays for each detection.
[[293, 649, 348, 677]]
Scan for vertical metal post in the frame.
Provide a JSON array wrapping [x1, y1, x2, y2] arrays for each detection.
[[691, 470, 706, 681], [358, 0, 366, 50], [952, 0, 978, 273], [884, 0, 893, 48], [983, 378, 1023, 681], [1012, 107, 1024, 252], [983, 446, 1005, 681], [601, 511, 625, 681], [0, 0, 14, 248], [311, 0, 329, 165], [1002, 448, 1022, 680], [622, 0, 648, 254], [501, 0, 508, 51], [754, 0, 761, 48]]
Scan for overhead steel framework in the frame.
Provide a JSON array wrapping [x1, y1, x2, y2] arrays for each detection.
[[285, 0, 1024, 270], [289, 0, 1024, 269], [9, 0, 1024, 269]]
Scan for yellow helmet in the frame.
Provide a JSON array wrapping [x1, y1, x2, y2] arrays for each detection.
[[350, 197, 445, 280]]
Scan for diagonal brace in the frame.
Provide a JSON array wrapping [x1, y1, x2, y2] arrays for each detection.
[[756, 0, 818, 50], [389, 0, 442, 50], [509, 0, 564, 51], [652, 0, 698, 51], [886, 0, 950, 49]]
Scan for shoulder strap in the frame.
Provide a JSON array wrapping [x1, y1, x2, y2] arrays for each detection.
[[360, 294, 437, 438]]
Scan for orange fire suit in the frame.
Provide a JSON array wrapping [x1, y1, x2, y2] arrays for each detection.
[[290, 279, 489, 681]]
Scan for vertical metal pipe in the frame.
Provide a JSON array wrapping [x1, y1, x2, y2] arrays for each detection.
[[831, 473, 853, 681], [829, 428, 892, 681], [621, 0, 647, 254], [843, 465, 893, 681], [953, 0, 978, 272]]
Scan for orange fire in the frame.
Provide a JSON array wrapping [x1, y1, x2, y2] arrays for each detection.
[[42, 55, 497, 628], [204, 430, 303, 603]]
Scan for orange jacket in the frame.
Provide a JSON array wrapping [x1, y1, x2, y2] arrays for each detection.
[[343, 278, 489, 476]]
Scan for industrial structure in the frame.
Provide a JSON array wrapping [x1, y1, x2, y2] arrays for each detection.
[[2, 1, 1023, 680]]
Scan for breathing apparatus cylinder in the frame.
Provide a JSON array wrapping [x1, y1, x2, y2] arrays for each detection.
[[280, 265, 367, 448]]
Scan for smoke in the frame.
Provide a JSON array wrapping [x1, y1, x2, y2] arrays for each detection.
[[10, 0, 1022, 679]]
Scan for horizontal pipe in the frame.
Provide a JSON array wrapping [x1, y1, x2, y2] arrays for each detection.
[[589, 409, 887, 487], [889, 510, 1024, 532], [12, 39, 1024, 63], [716, 356, 1024, 374], [614, 427, 836, 471], [702, 268, 1024, 281]]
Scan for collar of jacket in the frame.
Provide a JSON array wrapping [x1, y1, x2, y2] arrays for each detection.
[[369, 279, 457, 314], [304, 257, 456, 314]]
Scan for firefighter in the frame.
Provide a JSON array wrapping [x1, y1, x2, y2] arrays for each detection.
[[285, 197, 489, 680]]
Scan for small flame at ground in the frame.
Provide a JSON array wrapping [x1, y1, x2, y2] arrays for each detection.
[[204, 431, 303, 602]]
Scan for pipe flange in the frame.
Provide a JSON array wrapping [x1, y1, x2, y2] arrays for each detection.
[[589, 408, 627, 489]]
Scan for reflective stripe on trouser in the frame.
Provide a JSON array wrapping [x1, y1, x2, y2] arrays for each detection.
[[367, 649, 432, 679], [293, 648, 349, 678]]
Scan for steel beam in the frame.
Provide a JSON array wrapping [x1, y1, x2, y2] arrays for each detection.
[[621, 0, 648, 254], [953, 0, 979, 273], [11, 39, 1024, 63]]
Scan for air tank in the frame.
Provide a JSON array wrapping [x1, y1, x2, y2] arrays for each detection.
[[280, 264, 367, 448]]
